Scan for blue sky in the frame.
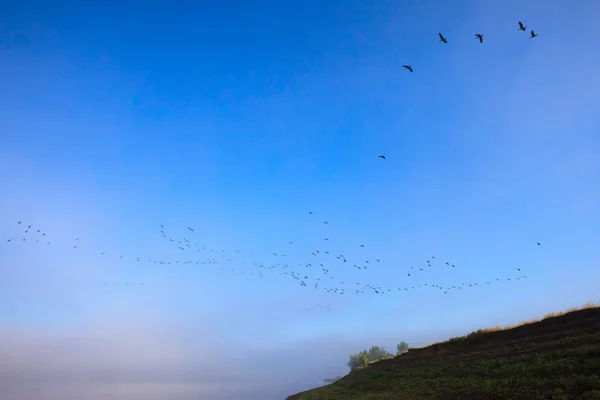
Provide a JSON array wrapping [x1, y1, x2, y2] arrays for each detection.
[[1, 1, 600, 399]]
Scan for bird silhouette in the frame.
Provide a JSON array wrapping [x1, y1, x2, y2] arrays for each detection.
[[402, 65, 413, 72], [529, 30, 538, 39], [438, 33, 448, 43], [518, 21, 526, 31], [474, 34, 483, 43], [378, 155, 386, 159]]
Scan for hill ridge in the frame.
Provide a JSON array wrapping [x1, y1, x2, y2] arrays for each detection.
[[286, 305, 600, 400]]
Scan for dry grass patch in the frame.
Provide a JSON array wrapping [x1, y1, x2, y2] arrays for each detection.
[[444, 301, 600, 345]]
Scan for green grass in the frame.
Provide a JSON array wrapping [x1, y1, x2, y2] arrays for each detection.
[[294, 334, 600, 399], [287, 304, 600, 400]]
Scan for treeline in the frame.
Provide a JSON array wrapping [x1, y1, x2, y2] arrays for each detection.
[[347, 342, 409, 370]]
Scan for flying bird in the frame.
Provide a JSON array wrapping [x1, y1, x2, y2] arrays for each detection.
[[529, 30, 538, 39], [378, 155, 386, 159], [402, 65, 413, 72], [438, 33, 448, 43], [474, 34, 483, 43], [518, 21, 526, 31], [188, 227, 194, 231]]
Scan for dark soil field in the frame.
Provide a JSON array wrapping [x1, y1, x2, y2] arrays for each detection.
[[286, 305, 600, 400]]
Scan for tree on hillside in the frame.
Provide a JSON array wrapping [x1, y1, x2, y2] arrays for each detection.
[[360, 353, 369, 368], [347, 354, 362, 369], [367, 345, 392, 361], [348, 346, 393, 370], [397, 341, 409, 355], [347, 350, 369, 370]]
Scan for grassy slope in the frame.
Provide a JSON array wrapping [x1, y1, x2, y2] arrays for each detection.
[[286, 304, 600, 400]]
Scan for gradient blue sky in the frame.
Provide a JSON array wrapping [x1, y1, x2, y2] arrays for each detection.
[[1, 1, 599, 399]]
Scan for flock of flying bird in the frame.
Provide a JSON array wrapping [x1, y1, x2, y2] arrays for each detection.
[[4, 20, 543, 322], [400, 21, 538, 77], [5, 215, 536, 305]]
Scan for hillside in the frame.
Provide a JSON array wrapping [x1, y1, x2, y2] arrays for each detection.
[[286, 305, 600, 400]]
